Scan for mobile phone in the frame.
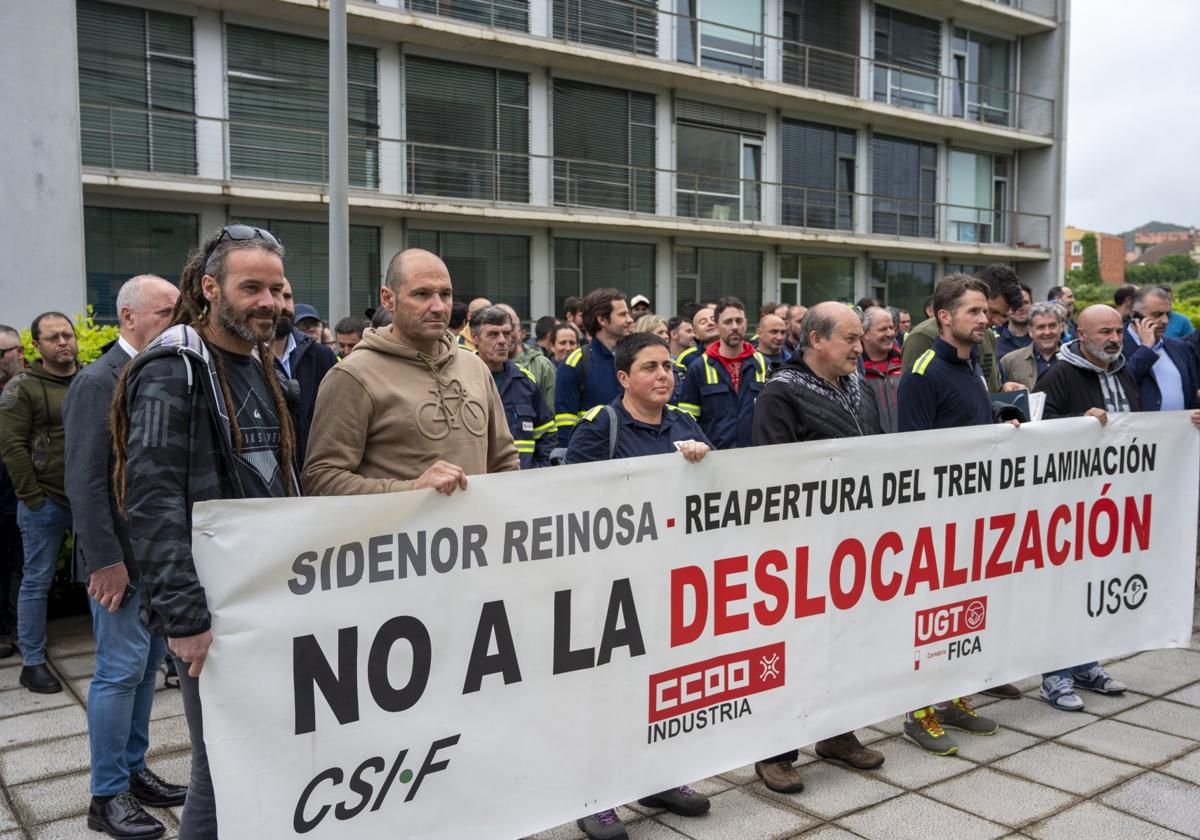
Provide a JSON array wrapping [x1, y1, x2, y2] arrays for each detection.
[[1131, 312, 1143, 322], [118, 583, 137, 609]]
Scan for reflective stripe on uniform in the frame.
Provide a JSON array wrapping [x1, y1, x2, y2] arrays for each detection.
[[702, 356, 718, 385], [564, 348, 584, 368], [678, 402, 701, 418], [555, 412, 580, 427], [532, 420, 556, 438], [513, 440, 535, 453], [580, 405, 604, 422], [753, 352, 766, 382], [913, 349, 936, 376]]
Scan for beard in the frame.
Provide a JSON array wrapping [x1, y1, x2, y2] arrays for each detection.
[[275, 312, 295, 339], [217, 295, 275, 344], [1084, 338, 1121, 364]]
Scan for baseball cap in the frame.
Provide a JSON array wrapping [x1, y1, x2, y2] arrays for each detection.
[[294, 304, 321, 324], [630, 294, 650, 307]]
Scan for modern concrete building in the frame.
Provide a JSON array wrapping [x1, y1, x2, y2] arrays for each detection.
[[3, 0, 1069, 328]]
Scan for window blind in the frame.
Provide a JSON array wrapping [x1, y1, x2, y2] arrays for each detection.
[[83, 206, 197, 321], [408, 230, 531, 318]]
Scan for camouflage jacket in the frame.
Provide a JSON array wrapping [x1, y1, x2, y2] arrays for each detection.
[[124, 325, 293, 637]]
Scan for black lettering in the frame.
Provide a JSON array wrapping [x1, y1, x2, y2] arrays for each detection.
[[293, 627, 358, 735], [552, 589, 595, 674], [462, 601, 522, 694], [289, 551, 317, 595], [596, 578, 646, 666], [367, 616, 431, 713]]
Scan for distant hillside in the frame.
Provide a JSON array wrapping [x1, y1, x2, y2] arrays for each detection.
[[1121, 221, 1193, 251]]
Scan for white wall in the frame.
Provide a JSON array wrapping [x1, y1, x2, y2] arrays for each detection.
[[0, 0, 86, 327]]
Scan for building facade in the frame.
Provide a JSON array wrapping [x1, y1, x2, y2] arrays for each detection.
[[1063, 225, 1125, 285], [4, 0, 1068, 327]]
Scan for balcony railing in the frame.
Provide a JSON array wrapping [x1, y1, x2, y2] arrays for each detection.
[[397, 0, 1055, 137], [990, 0, 1058, 20], [79, 103, 1052, 253]]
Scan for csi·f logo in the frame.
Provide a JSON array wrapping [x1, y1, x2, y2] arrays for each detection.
[[914, 596, 987, 646]]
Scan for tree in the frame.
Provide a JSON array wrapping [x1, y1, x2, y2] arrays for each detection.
[[1158, 254, 1199, 284], [1079, 233, 1101, 285]]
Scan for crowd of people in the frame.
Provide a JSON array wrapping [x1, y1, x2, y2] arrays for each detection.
[[1, 223, 1198, 840]]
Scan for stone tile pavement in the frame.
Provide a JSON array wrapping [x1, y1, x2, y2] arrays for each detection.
[[0, 605, 1198, 840]]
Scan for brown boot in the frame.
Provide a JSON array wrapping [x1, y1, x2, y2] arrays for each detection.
[[815, 731, 885, 770], [755, 759, 804, 793], [980, 683, 1021, 699]]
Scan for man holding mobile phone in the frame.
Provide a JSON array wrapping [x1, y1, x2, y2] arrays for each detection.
[[64, 275, 186, 839]]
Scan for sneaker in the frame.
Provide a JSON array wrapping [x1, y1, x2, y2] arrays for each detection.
[[754, 759, 804, 793], [1073, 665, 1126, 695], [904, 707, 959, 756], [1041, 675, 1085, 711], [577, 810, 627, 840], [638, 786, 710, 817], [936, 697, 998, 735], [815, 731, 885, 769]]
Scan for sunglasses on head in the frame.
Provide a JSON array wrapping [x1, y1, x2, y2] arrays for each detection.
[[203, 224, 282, 268], [0, 345, 23, 360]]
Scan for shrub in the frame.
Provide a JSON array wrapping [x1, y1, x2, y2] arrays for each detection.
[[20, 308, 119, 366]]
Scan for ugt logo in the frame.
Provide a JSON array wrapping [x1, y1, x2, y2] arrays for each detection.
[[914, 596, 987, 646], [1087, 574, 1148, 617]]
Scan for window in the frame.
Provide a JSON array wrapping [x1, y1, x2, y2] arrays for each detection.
[[675, 246, 762, 317], [553, 79, 655, 213], [78, 0, 195, 174], [780, 119, 856, 230], [675, 102, 765, 222], [948, 150, 1010, 244], [1070, 241, 1082, 256], [84, 207, 197, 321], [405, 57, 528, 203], [408, 0, 529, 32], [870, 258, 936, 318], [227, 26, 379, 187], [946, 263, 988, 277], [1069, 262, 1082, 271], [952, 29, 1013, 127], [872, 135, 938, 238], [677, 0, 764, 77], [553, 0, 657, 55], [779, 255, 856, 306], [408, 230, 531, 318], [873, 5, 941, 113], [241, 217, 381, 318], [554, 239, 656, 318], [781, 0, 858, 96]]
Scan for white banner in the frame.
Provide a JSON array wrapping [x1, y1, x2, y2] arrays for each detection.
[[193, 412, 1198, 840]]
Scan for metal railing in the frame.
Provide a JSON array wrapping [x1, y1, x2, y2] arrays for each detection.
[[991, 0, 1058, 20], [79, 102, 1052, 252]]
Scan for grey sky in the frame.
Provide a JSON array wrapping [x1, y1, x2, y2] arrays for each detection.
[[1065, 0, 1200, 235]]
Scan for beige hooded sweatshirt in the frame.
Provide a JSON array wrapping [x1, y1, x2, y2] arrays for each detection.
[[302, 328, 519, 496]]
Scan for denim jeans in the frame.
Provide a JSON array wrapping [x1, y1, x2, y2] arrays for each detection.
[[88, 586, 166, 797], [1044, 661, 1099, 681], [16, 498, 72, 666], [177, 657, 217, 840]]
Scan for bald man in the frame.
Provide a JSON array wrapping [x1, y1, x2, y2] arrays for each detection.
[[755, 313, 790, 366], [303, 249, 518, 498], [457, 296, 493, 352]]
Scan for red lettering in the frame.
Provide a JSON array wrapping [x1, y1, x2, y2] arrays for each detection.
[[829, 539, 866, 611], [1088, 498, 1119, 558], [984, 513, 1015, 579], [904, 527, 940, 596], [971, 517, 984, 581], [1012, 510, 1044, 574], [753, 550, 789, 626], [941, 522, 966, 587], [793, 546, 826, 618], [870, 531, 904, 602], [1047, 504, 1071, 566], [1074, 501, 1085, 561], [713, 556, 749, 636], [670, 565, 708, 648], [1122, 494, 1151, 553]]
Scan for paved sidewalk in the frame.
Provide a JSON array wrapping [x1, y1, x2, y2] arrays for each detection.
[[1, 603, 1199, 840]]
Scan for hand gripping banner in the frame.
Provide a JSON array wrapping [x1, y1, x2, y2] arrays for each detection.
[[192, 413, 1198, 839]]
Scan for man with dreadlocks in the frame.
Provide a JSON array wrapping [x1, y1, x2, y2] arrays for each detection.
[[111, 224, 297, 840]]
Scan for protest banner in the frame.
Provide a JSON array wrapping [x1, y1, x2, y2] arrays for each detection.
[[193, 412, 1198, 839]]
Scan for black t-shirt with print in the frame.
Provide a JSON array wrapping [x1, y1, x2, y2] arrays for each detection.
[[213, 348, 287, 498]]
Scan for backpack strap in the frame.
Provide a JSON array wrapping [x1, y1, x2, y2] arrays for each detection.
[[603, 404, 619, 460]]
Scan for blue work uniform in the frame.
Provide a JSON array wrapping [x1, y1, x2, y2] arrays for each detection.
[[554, 338, 619, 446], [564, 398, 713, 464], [897, 338, 993, 431], [495, 361, 557, 468], [678, 350, 767, 449]]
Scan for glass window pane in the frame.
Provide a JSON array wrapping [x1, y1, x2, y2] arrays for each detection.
[[84, 206, 198, 321], [799, 256, 855, 306], [553, 239, 655, 317], [872, 258, 935, 317], [409, 230, 531, 318], [697, 0, 763, 77]]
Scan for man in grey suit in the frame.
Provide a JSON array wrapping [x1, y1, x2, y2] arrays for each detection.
[[64, 275, 187, 840]]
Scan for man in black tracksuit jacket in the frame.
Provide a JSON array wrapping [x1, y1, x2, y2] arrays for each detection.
[[750, 302, 885, 793]]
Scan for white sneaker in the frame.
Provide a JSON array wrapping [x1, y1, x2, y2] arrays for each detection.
[[1041, 675, 1085, 711]]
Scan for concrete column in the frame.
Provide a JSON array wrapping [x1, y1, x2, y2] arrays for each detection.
[[656, 92, 673, 216], [763, 0, 782, 83], [378, 42, 403, 195], [193, 9, 226, 180], [328, 0, 350, 323], [530, 227, 553, 318], [655, 237, 675, 314], [1, 0, 86, 326], [529, 66, 551, 207], [529, 0, 551, 38]]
